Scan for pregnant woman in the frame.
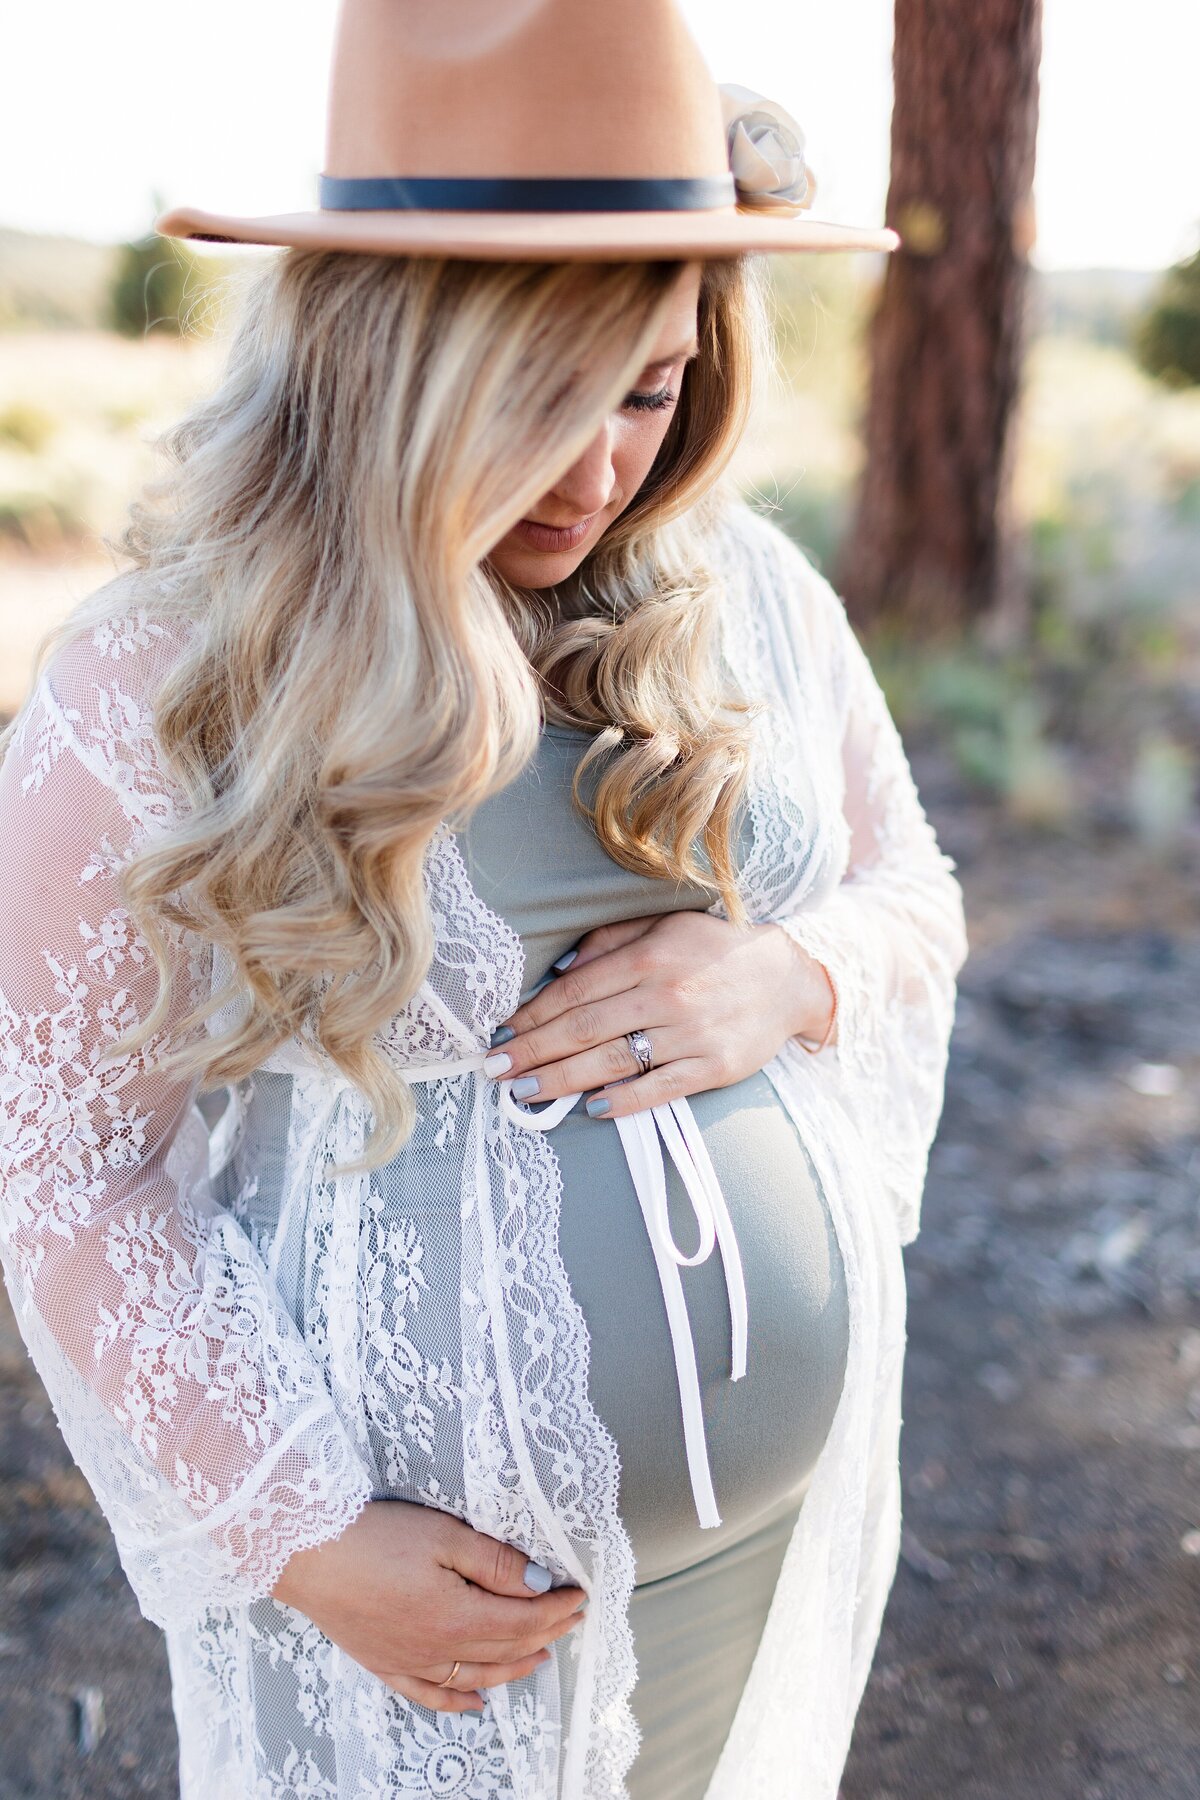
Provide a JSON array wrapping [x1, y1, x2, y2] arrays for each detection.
[[0, 4, 968, 1797]]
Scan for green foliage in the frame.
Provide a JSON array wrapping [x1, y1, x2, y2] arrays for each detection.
[[105, 192, 230, 339], [866, 636, 1077, 826], [108, 230, 197, 338], [1134, 249, 1200, 389], [859, 581, 1196, 846], [0, 223, 249, 335]]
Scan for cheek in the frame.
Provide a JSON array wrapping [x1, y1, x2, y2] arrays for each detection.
[[612, 411, 677, 492]]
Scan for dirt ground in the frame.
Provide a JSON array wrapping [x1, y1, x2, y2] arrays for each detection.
[[1, 741, 1197, 1800]]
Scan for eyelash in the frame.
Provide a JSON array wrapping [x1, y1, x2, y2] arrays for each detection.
[[622, 383, 678, 413]]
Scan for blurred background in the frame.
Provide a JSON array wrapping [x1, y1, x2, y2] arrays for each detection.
[[0, 2, 1197, 1796]]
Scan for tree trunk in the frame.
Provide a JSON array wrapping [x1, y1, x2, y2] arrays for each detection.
[[838, 0, 1043, 638]]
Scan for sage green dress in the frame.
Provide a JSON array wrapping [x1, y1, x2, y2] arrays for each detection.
[[457, 726, 850, 1799]]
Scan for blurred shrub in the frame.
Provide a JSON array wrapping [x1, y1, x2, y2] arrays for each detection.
[[0, 490, 88, 552], [865, 605, 1198, 849], [1001, 694, 1077, 828], [1134, 249, 1200, 389], [108, 230, 206, 338], [0, 223, 248, 335], [1127, 732, 1196, 849], [102, 401, 148, 433], [872, 636, 1013, 782], [0, 402, 56, 453], [868, 635, 1080, 829]]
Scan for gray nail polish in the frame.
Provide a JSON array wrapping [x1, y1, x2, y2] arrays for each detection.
[[512, 1075, 540, 1100], [483, 1051, 513, 1076], [490, 1024, 516, 1046], [586, 1096, 611, 1117], [553, 948, 578, 971], [523, 1560, 553, 1593]]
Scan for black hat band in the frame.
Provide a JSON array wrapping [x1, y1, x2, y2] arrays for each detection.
[[318, 173, 737, 213]]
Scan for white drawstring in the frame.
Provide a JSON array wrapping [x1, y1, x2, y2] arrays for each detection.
[[393, 1049, 749, 1530]]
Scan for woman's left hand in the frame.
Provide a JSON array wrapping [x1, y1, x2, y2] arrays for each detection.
[[482, 911, 837, 1119]]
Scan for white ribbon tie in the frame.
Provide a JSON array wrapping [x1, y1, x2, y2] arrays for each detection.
[[399, 1049, 749, 1530]]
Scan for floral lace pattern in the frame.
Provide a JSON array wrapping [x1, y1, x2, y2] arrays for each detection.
[[0, 501, 967, 1798], [0, 633, 376, 1631]]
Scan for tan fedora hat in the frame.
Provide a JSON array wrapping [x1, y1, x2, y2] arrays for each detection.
[[155, 0, 898, 262]]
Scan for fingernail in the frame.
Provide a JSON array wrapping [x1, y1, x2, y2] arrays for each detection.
[[512, 1075, 540, 1099], [483, 1051, 513, 1076], [490, 1024, 516, 1046], [523, 1560, 553, 1592], [553, 948, 578, 971], [586, 1096, 611, 1117]]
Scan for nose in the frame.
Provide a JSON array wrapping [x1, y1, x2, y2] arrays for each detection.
[[544, 419, 618, 522]]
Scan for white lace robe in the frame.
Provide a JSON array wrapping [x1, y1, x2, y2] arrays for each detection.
[[0, 501, 967, 1799]]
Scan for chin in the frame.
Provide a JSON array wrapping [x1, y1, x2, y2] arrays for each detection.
[[487, 543, 590, 590]]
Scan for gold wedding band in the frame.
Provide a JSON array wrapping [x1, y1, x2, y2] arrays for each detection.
[[439, 1659, 462, 1688]]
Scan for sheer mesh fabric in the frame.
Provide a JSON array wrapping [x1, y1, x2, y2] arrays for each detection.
[[0, 501, 967, 1798]]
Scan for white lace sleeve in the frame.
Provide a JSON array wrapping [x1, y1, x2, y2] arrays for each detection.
[[0, 634, 373, 1630], [765, 534, 969, 1245]]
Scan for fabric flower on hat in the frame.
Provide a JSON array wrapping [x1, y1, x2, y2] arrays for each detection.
[[719, 82, 816, 213]]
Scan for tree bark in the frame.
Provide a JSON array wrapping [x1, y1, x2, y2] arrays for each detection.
[[838, 0, 1043, 638]]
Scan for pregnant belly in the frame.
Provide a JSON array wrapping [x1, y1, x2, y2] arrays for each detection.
[[551, 1066, 850, 1584]]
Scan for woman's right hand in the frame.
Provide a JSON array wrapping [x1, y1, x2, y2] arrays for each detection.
[[269, 1499, 587, 1713]]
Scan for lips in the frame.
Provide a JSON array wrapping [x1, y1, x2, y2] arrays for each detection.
[[513, 514, 595, 552]]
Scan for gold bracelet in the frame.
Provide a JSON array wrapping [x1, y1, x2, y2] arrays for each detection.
[[798, 964, 838, 1055]]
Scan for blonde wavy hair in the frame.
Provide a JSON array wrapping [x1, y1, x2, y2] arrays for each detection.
[[20, 248, 773, 1168]]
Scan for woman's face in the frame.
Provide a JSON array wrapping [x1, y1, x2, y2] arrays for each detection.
[[485, 262, 703, 591]]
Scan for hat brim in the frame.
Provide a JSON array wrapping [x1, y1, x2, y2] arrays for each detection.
[[154, 203, 899, 260]]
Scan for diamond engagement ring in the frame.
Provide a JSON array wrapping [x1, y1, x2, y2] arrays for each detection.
[[626, 1030, 655, 1074]]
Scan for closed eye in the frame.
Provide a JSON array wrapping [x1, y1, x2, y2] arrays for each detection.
[[621, 384, 678, 414], [620, 341, 696, 415]]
